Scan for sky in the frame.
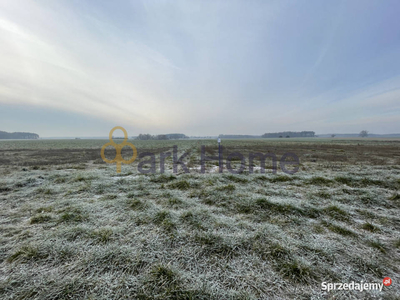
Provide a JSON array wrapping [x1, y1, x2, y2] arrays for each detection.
[[0, 0, 400, 137]]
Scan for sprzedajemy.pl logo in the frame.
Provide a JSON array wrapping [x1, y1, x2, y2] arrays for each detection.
[[321, 277, 392, 292]]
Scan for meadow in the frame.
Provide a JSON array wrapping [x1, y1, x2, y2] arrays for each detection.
[[0, 138, 399, 299]]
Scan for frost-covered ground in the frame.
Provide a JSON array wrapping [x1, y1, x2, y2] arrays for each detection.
[[0, 138, 399, 299]]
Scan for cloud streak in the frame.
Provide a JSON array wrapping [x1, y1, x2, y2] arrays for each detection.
[[0, 0, 399, 136]]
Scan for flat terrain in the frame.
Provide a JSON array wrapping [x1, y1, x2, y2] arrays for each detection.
[[0, 138, 399, 299]]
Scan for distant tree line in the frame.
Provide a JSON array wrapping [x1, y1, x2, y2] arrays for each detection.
[[0, 131, 39, 139], [218, 134, 261, 139], [136, 133, 188, 140], [262, 131, 315, 138]]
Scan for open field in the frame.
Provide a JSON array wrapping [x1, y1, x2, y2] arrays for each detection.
[[0, 138, 399, 299]]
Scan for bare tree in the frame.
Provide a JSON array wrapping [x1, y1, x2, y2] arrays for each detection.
[[359, 130, 368, 137]]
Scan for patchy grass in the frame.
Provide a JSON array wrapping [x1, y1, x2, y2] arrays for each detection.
[[58, 207, 88, 223], [389, 193, 400, 201], [30, 214, 53, 224], [35, 206, 53, 213], [153, 210, 177, 232], [148, 264, 180, 288], [307, 176, 333, 185], [7, 245, 48, 263], [314, 191, 331, 199], [91, 228, 113, 243], [1, 138, 400, 299], [367, 239, 387, 254], [334, 176, 355, 186], [254, 198, 319, 219], [323, 222, 357, 237], [322, 205, 350, 221], [150, 174, 177, 183], [194, 232, 237, 257], [278, 259, 317, 284], [164, 196, 187, 209], [100, 193, 118, 200], [179, 210, 206, 230], [361, 222, 380, 232], [225, 174, 249, 183], [216, 184, 236, 192], [167, 180, 190, 190], [35, 187, 54, 195], [251, 239, 292, 261], [269, 175, 294, 183], [127, 198, 149, 211]]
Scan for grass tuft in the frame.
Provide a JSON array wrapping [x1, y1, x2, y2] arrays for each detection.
[[165, 197, 186, 208], [254, 198, 319, 218], [167, 180, 190, 190], [389, 193, 400, 201], [361, 222, 380, 232], [252, 240, 291, 261], [314, 191, 331, 199], [180, 210, 205, 230], [216, 184, 236, 192], [323, 222, 357, 236], [367, 240, 386, 253], [334, 176, 354, 185], [91, 228, 113, 243], [194, 232, 236, 257], [270, 175, 294, 183], [225, 174, 249, 183], [253, 175, 268, 181], [100, 193, 117, 200], [35, 206, 53, 213], [153, 210, 176, 232], [150, 174, 177, 183], [278, 259, 317, 283], [30, 214, 52, 224], [128, 198, 148, 211], [35, 187, 53, 195], [308, 177, 333, 185], [58, 207, 88, 223], [149, 264, 180, 287], [322, 205, 350, 221], [8, 245, 48, 263]]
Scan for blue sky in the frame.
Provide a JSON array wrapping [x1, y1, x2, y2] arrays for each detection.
[[0, 0, 399, 137]]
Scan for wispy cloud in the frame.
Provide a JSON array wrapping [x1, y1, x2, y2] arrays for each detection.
[[0, 0, 399, 136]]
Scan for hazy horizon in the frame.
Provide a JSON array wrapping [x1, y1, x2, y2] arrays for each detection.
[[1, 0, 400, 137], [4, 131, 400, 139]]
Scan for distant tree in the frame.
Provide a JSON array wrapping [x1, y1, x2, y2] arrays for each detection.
[[331, 134, 336, 138], [0, 131, 39, 139], [136, 134, 182, 140], [218, 134, 259, 139], [165, 133, 188, 139], [262, 131, 315, 138], [136, 134, 153, 140], [359, 130, 369, 138], [156, 135, 168, 140]]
